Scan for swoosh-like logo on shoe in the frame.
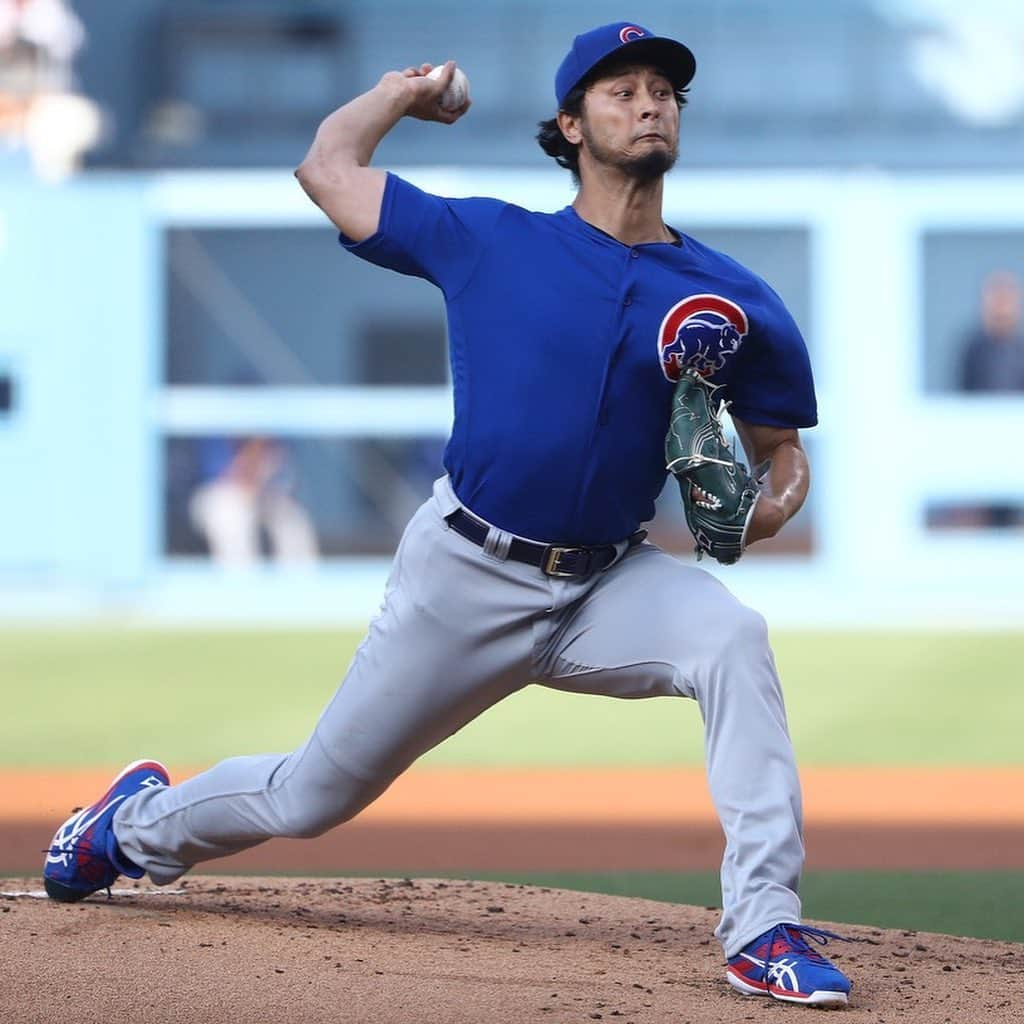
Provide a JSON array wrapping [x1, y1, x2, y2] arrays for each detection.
[[45, 795, 128, 866]]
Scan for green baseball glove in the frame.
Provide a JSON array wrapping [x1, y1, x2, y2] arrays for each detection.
[[664, 368, 762, 565]]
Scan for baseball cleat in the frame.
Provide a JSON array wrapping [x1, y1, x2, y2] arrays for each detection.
[[42, 759, 169, 902], [726, 923, 852, 1008]]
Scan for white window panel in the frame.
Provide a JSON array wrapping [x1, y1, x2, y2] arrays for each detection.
[[156, 386, 453, 437]]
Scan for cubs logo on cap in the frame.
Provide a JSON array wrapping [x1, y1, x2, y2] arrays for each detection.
[[555, 21, 697, 107], [658, 294, 749, 381]]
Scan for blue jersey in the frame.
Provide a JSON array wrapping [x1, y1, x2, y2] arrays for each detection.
[[341, 173, 816, 545]]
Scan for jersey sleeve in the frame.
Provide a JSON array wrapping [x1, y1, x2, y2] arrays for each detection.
[[725, 283, 818, 429], [338, 172, 505, 297]]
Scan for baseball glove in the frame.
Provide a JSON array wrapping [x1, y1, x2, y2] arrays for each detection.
[[664, 368, 762, 565]]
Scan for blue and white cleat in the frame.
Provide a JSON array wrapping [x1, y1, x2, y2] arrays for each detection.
[[43, 759, 169, 902], [726, 923, 853, 1008]]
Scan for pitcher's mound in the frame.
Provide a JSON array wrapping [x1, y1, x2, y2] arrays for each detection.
[[2, 876, 1019, 1022]]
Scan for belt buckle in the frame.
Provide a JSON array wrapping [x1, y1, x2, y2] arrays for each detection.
[[544, 545, 583, 578]]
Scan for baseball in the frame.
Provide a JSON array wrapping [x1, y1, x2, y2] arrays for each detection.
[[426, 64, 470, 112]]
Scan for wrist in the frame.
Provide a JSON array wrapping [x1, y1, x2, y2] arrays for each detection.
[[376, 72, 415, 115]]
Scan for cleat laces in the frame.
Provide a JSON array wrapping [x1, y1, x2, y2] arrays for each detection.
[[758, 923, 854, 997]]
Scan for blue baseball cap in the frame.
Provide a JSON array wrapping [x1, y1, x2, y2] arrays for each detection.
[[555, 22, 697, 108]]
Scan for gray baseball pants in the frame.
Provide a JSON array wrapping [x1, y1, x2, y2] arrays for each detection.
[[114, 476, 804, 957]]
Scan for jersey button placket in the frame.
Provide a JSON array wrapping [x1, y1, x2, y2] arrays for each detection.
[[624, 248, 639, 305], [610, 254, 638, 421]]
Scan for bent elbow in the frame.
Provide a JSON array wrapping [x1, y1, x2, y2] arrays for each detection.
[[294, 157, 352, 208], [294, 160, 319, 198], [295, 162, 338, 213]]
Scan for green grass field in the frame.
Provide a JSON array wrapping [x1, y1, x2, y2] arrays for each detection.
[[4, 628, 1024, 942], [2, 628, 1023, 769]]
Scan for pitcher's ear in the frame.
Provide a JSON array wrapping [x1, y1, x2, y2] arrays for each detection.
[[557, 110, 583, 145]]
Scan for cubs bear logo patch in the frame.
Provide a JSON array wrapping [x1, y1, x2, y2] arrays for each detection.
[[658, 293, 749, 381]]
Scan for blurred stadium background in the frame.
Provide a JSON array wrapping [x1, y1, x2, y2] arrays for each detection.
[[2, 0, 1023, 939]]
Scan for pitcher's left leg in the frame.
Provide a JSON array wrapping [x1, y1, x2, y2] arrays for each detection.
[[535, 543, 804, 958]]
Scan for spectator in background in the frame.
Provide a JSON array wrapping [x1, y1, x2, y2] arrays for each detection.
[[188, 437, 320, 566], [959, 271, 1024, 392], [0, 0, 101, 179], [954, 271, 1024, 528]]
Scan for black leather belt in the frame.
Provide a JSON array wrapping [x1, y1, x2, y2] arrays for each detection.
[[446, 507, 646, 578]]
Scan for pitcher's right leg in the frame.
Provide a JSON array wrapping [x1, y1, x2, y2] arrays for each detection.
[[108, 497, 549, 886]]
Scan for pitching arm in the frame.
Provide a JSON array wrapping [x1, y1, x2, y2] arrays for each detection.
[[295, 62, 469, 242]]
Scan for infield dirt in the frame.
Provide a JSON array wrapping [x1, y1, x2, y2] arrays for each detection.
[[4, 766, 1024, 874], [3, 876, 1022, 1024]]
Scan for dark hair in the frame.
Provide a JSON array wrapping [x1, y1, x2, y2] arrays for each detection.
[[536, 63, 689, 186], [536, 84, 588, 185]]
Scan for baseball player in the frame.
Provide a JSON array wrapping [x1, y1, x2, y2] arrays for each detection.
[[43, 22, 853, 1008]]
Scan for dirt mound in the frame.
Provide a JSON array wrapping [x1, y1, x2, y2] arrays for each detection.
[[2, 877, 1020, 1023]]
